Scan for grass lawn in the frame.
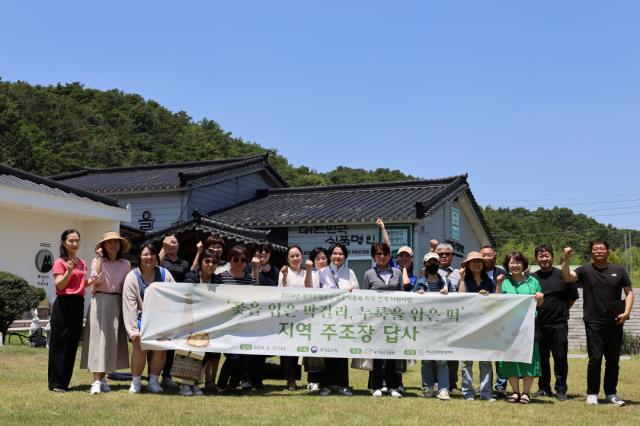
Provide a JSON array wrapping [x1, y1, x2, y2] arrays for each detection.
[[1, 342, 639, 425]]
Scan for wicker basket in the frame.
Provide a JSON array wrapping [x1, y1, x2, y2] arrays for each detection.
[[170, 353, 203, 385]]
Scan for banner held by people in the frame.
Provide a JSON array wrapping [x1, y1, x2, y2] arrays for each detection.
[[140, 283, 536, 362]]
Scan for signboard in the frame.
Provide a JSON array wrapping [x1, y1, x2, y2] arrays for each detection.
[[451, 207, 460, 241], [140, 283, 536, 362]]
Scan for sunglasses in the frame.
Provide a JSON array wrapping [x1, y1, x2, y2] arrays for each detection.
[[438, 252, 452, 257], [203, 259, 218, 265], [231, 256, 247, 263]]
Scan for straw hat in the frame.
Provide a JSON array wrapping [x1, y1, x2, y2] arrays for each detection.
[[461, 251, 484, 268], [95, 231, 131, 253]]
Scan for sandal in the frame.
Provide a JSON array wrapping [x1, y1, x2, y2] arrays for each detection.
[[507, 392, 520, 403], [520, 393, 530, 404]]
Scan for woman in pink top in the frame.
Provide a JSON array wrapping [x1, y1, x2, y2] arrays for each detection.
[[81, 232, 132, 395], [48, 229, 87, 392]]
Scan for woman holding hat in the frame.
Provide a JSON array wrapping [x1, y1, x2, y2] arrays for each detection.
[[81, 232, 132, 395], [458, 251, 495, 401]]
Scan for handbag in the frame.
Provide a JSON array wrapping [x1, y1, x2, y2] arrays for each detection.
[[170, 350, 204, 385]]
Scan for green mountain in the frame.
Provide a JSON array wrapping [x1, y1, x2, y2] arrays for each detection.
[[0, 79, 413, 186]]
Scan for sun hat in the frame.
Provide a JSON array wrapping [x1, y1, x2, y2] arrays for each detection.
[[461, 251, 484, 268], [423, 252, 440, 263], [95, 231, 131, 253], [397, 246, 413, 256]]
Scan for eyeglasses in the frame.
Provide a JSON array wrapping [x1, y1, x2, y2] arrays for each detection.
[[438, 252, 452, 258], [231, 256, 247, 263], [203, 259, 218, 265]]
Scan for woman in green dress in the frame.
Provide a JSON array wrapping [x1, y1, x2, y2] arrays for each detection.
[[497, 251, 544, 404]]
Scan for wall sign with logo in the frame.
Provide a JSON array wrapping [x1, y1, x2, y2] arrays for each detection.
[[138, 210, 155, 230], [35, 243, 53, 289], [451, 207, 460, 241]]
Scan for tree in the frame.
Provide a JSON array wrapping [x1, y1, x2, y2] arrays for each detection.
[[0, 271, 46, 343]]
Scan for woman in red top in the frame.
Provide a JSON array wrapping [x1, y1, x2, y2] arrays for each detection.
[[48, 229, 87, 392]]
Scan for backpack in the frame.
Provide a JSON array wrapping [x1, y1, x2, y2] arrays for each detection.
[[28, 327, 47, 348]]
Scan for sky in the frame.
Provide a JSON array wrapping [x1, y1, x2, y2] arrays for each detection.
[[1, 1, 639, 230]]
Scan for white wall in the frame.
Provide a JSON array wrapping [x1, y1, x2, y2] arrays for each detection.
[[0, 208, 120, 309]]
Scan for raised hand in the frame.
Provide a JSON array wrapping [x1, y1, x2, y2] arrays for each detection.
[[563, 247, 573, 259]]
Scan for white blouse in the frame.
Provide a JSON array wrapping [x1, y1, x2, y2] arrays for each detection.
[[317, 263, 358, 290], [278, 266, 308, 288]]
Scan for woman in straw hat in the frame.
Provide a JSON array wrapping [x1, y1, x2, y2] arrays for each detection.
[[81, 232, 132, 395], [458, 251, 496, 402]]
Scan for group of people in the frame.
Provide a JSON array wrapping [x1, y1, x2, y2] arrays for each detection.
[[46, 220, 634, 406]]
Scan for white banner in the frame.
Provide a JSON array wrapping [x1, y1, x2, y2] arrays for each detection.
[[140, 283, 536, 362]]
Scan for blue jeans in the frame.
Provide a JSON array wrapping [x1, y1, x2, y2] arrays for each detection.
[[421, 360, 449, 391], [461, 361, 493, 399]]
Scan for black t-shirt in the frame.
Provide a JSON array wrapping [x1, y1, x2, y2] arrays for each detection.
[[162, 256, 190, 282], [532, 268, 579, 324], [576, 263, 632, 324], [183, 268, 222, 284], [259, 266, 279, 287]]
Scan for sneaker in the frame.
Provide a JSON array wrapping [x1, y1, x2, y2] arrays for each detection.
[[239, 380, 252, 390], [52, 388, 67, 393], [90, 381, 101, 395], [556, 391, 568, 401], [464, 395, 475, 401], [380, 386, 388, 393], [129, 382, 142, 394], [162, 377, 178, 388], [191, 385, 203, 396], [372, 389, 383, 397], [481, 397, 497, 402], [605, 394, 625, 406], [494, 386, 506, 399], [390, 389, 402, 398], [533, 389, 552, 397], [307, 382, 320, 394], [586, 394, 598, 405], [339, 387, 353, 396], [147, 381, 164, 394], [179, 384, 194, 396], [397, 386, 405, 393], [437, 389, 451, 400], [100, 379, 111, 393], [423, 387, 434, 398], [319, 388, 332, 396]]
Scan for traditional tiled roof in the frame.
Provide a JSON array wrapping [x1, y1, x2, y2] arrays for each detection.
[[143, 211, 287, 252], [0, 164, 120, 207], [50, 154, 287, 194], [208, 175, 494, 244]]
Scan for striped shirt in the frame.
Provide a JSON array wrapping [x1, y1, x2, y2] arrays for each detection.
[[218, 271, 256, 286]]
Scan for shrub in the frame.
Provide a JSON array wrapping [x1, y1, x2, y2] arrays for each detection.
[[0, 271, 46, 344], [621, 330, 640, 355]]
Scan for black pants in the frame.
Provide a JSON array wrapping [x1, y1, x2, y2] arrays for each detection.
[[538, 322, 569, 393], [162, 350, 175, 379], [369, 359, 400, 390], [48, 295, 84, 391], [585, 322, 623, 395], [217, 354, 248, 388], [247, 355, 266, 388], [448, 361, 459, 389], [319, 358, 349, 388], [280, 356, 301, 382]]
